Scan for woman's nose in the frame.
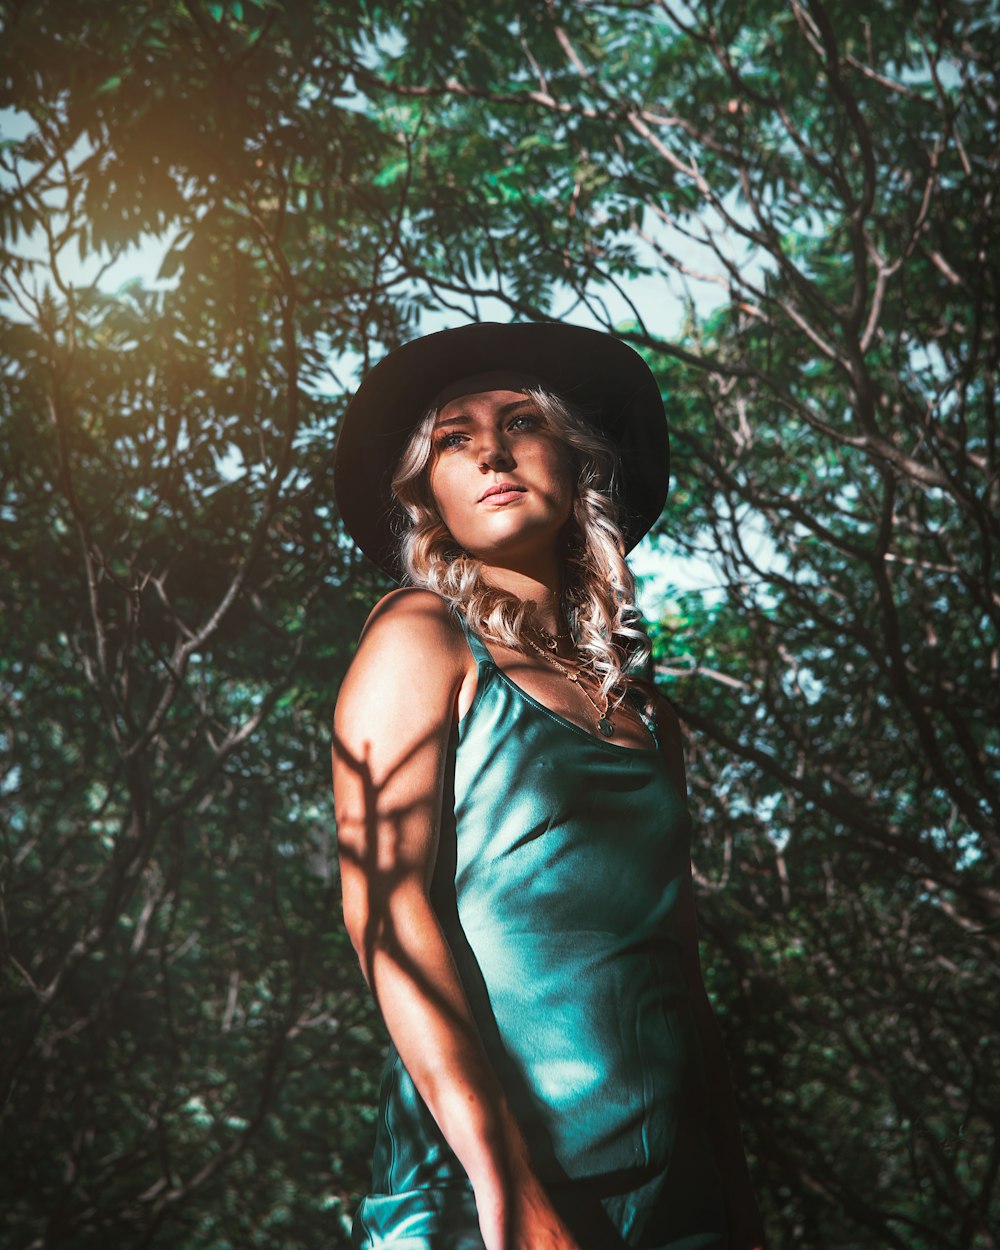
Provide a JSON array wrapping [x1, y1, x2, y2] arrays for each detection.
[[476, 430, 515, 470]]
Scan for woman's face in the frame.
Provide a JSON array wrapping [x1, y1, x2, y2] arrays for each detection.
[[427, 389, 574, 568]]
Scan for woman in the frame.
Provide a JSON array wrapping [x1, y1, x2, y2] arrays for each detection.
[[331, 322, 763, 1250]]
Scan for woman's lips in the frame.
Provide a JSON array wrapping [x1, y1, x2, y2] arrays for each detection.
[[479, 486, 527, 505]]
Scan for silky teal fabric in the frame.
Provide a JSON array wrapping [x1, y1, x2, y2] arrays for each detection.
[[352, 610, 728, 1249]]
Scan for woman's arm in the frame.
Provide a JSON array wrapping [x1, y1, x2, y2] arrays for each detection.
[[333, 589, 580, 1250], [655, 693, 766, 1250]]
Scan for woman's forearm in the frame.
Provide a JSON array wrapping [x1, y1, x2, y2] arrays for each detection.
[[357, 878, 534, 1215]]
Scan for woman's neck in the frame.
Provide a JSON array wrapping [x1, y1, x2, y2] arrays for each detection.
[[480, 563, 565, 636]]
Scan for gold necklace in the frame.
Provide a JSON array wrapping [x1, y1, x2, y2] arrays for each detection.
[[523, 634, 616, 738]]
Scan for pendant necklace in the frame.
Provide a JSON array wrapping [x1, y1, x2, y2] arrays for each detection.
[[523, 633, 616, 737]]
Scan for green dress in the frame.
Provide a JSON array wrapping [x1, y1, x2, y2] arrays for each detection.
[[352, 608, 728, 1249]]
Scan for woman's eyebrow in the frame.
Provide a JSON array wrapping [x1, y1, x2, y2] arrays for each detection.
[[433, 399, 538, 429], [501, 398, 539, 416]]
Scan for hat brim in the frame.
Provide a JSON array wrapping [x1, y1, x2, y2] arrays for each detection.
[[333, 322, 669, 580]]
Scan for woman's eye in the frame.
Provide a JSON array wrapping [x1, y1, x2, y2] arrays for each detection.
[[434, 432, 466, 451], [509, 414, 540, 431]]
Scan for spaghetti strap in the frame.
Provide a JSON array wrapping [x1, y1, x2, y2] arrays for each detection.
[[450, 605, 495, 671]]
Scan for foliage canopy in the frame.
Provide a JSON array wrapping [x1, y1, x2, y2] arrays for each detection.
[[1, 1, 997, 1247]]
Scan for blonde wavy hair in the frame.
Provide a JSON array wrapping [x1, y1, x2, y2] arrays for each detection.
[[389, 389, 655, 716]]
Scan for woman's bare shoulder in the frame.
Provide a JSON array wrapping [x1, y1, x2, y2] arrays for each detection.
[[358, 587, 465, 656], [336, 588, 468, 720], [355, 592, 470, 670]]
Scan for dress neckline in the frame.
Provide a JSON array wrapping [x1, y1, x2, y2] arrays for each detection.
[[490, 666, 661, 757], [455, 609, 661, 757]]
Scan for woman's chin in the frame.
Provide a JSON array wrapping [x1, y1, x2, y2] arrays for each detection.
[[461, 529, 562, 569], [453, 511, 571, 565]]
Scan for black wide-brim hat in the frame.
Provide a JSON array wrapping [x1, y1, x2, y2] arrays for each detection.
[[333, 321, 669, 580]]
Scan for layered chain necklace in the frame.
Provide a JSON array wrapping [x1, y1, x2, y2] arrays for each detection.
[[522, 630, 617, 738]]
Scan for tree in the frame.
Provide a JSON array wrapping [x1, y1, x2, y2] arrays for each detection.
[[1, 1, 997, 1248], [360, 4, 1000, 1245], [350, 4, 999, 1244], [1, 3, 403, 1245]]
